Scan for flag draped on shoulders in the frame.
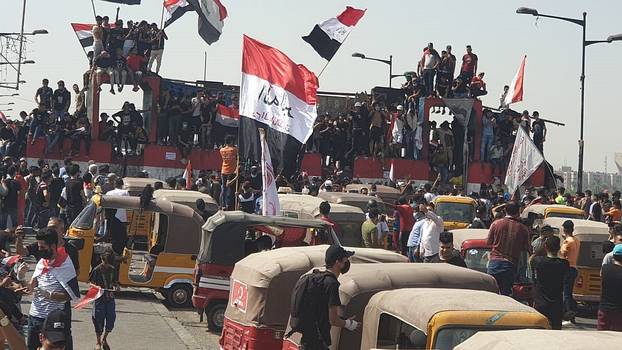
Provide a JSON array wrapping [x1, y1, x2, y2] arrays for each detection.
[[238, 35, 319, 179], [303, 6, 366, 60], [505, 126, 544, 194], [164, 0, 228, 45], [32, 247, 80, 302]]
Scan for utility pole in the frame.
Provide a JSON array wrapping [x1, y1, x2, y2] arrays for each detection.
[[16, 0, 27, 90]]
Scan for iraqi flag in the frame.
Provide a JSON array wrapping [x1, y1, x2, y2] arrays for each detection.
[[182, 160, 193, 190], [74, 286, 104, 310], [259, 129, 281, 216], [303, 6, 366, 61], [215, 104, 239, 127], [71, 23, 95, 49], [165, 0, 227, 45], [238, 35, 319, 179], [503, 55, 526, 107]]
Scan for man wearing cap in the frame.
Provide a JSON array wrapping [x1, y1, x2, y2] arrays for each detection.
[[531, 225, 555, 258], [320, 180, 333, 193], [300, 245, 358, 349], [598, 244, 622, 331], [38, 310, 69, 350]]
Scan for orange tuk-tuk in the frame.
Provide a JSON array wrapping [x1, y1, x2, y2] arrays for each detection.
[[192, 211, 342, 330]]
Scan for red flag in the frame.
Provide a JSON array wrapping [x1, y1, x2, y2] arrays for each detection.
[[74, 286, 104, 310], [504, 55, 526, 106]]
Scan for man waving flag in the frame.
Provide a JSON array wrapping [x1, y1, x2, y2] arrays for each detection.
[[303, 6, 366, 60], [238, 35, 319, 179]]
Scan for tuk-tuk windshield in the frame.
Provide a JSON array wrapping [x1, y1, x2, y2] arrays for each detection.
[[337, 221, 363, 247], [464, 248, 532, 283], [376, 313, 427, 349], [546, 212, 585, 220], [434, 327, 487, 350], [436, 202, 474, 223], [71, 201, 98, 230]]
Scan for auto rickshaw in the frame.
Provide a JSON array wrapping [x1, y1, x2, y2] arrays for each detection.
[[345, 184, 401, 204], [520, 204, 586, 229], [360, 288, 550, 350], [433, 196, 478, 230], [541, 217, 609, 305], [121, 177, 169, 195], [318, 192, 387, 214], [220, 245, 407, 350], [454, 329, 620, 350], [121, 177, 170, 248], [193, 211, 343, 331], [279, 193, 366, 247], [66, 195, 204, 307], [451, 228, 533, 303], [282, 263, 498, 350]]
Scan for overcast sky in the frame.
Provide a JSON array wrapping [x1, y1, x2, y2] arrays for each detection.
[[2, 0, 622, 172]]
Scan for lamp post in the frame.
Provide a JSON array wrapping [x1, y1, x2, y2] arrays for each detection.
[[0, 60, 35, 65], [0, 103, 15, 106], [516, 7, 622, 192], [0, 94, 19, 97], [352, 52, 402, 88]]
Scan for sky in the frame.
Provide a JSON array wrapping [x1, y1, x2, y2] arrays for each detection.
[[2, 0, 622, 173]]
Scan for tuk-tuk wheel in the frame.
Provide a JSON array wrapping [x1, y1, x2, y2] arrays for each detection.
[[206, 302, 226, 332], [166, 284, 193, 308]]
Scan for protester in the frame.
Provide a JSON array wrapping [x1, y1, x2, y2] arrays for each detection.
[[219, 135, 238, 210], [428, 231, 467, 267], [559, 220, 580, 323], [417, 203, 444, 262], [89, 252, 118, 350], [598, 244, 622, 331], [361, 208, 379, 248], [486, 201, 531, 296], [532, 225, 555, 257], [530, 235, 569, 330], [393, 196, 415, 255]]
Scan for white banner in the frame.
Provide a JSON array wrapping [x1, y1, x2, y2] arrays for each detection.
[[505, 126, 544, 193], [240, 73, 317, 144], [260, 129, 281, 216]]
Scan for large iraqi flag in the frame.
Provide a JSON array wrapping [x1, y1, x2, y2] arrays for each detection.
[[303, 6, 366, 61], [238, 35, 319, 179]]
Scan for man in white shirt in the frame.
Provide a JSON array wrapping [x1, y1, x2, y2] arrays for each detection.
[[420, 43, 440, 95], [423, 183, 436, 204], [105, 178, 129, 225], [418, 204, 444, 262]]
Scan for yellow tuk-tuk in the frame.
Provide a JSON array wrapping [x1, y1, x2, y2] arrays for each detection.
[[279, 194, 366, 247], [361, 288, 549, 350], [345, 184, 401, 204], [318, 192, 386, 214], [433, 196, 478, 230], [221, 245, 407, 350], [542, 217, 609, 304], [121, 177, 170, 247], [282, 263, 498, 350], [454, 329, 620, 350], [521, 204, 586, 228], [67, 195, 204, 307]]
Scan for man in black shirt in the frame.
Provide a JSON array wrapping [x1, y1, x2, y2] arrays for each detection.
[[300, 245, 359, 350], [100, 208, 128, 256], [598, 244, 622, 331], [530, 236, 569, 330], [429, 231, 467, 267], [63, 164, 85, 225], [531, 111, 546, 153], [237, 182, 257, 214], [35, 79, 53, 110], [51, 80, 71, 123]]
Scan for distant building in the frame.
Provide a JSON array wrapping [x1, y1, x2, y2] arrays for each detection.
[[557, 166, 622, 193]]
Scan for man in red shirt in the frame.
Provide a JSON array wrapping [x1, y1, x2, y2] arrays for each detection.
[[460, 45, 478, 83], [486, 201, 531, 296], [394, 196, 415, 256], [126, 48, 146, 92]]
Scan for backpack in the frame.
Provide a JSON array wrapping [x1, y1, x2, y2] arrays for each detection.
[[285, 269, 336, 338]]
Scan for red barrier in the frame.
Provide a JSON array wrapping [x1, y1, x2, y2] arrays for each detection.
[[301, 153, 322, 176], [468, 162, 495, 184], [387, 159, 429, 181], [353, 157, 383, 179]]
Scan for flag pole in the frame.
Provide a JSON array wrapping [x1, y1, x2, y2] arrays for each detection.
[[159, 1, 166, 29], [317, 31, 353, 78], [203, 51, 207, 81], [115, 7, 120, 22], [90, 0, 97, 19]]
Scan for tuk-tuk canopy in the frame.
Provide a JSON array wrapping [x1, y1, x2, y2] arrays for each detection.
[[542, 217, 609, 240], [345, 184, 401, 203], [520, 204, 585, 219], [96, 196, 203, 254], [454, 329, 620, 350], [122, 177, 169, 196], [152, 189, 219, 214], [279, 193, 365, 219], [362, 288, 537, 344], [225, 245, 407, 328], [198, 211, 335, 265], [450, 229, 489, 249], [337, 263, 498, 306], [317, 192, 385, 213], [433, 195, 478, 205]]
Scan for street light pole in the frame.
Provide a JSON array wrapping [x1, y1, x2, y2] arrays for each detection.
[[389, 55, 393, 88], [516, 7, 622, 193], [352, 52, 400, 88], [16, 0, 27, 91]]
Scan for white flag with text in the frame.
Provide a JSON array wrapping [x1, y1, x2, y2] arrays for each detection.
[[505, 126, 544, 193]]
